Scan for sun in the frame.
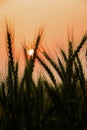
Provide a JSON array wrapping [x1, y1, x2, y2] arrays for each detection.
[[28, 49, 34, 56]]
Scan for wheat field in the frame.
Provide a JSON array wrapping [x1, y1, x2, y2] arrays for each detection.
[[0, 25, 87, 130]]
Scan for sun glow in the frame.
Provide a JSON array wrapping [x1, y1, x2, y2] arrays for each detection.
[[28, 49, 34, 56]]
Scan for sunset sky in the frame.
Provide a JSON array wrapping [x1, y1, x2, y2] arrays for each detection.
[[0, 0, 87, 44], [0, 0, 87, 76]]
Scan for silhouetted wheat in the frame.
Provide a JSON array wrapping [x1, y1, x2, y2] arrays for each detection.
[[37, 33, 87, 130], [43, 51, 63, 81], [37, 55, 56, 85], [0, 25, 87, 130], [71, 33, 87, 62]]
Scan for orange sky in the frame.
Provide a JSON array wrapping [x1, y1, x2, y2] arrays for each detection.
[[0, 0, 87, 78], [0, 0, 87, 45]]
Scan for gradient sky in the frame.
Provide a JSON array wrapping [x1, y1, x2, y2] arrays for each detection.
[[0, 0, 87, 45], [0, 0, 87, 78]]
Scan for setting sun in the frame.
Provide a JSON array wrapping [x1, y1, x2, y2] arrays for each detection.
[[0, 0, 87, 129], [28, 49, 34, 56]]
